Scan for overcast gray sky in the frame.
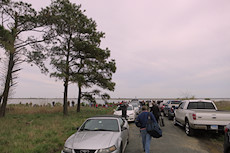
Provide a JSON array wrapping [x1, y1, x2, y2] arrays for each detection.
[[1, 0, 230, 99]]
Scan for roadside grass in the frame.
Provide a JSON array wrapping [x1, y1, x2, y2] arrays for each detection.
[[0, 105, 114, 153], [214, 101, 230, 111]]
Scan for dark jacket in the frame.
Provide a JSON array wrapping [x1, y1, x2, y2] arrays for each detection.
[[151, 105, 160, 121], [119, 103, 127, 118], [135, 111, 157, 129]]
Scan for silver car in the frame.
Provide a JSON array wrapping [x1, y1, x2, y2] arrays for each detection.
[[61, 115, 129, 153]]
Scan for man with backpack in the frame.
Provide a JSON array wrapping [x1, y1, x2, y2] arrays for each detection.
[[135, 106, 157, 153]]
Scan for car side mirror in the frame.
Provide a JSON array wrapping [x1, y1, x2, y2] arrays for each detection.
[[76, 127, 80, 130]]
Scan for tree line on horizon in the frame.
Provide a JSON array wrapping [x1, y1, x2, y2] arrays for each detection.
[[0, 0, 116, 117]]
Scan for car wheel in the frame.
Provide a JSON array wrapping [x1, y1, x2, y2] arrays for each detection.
[[173, 117, 178, 126], [185, 120, 194, 136]]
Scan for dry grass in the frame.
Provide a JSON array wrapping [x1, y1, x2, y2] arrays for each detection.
[[214, 101, 230, 111], [6, 104, 64, 114]]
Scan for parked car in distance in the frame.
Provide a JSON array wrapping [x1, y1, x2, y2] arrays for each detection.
[[224, 123, 230, 153], [113, 104, 137, 122], [163, 100, 181, 120], [61, 115, 129, 153], [174, 100, 230, 136], [130, 102, 140, 114], [131, 99, 139, 103]]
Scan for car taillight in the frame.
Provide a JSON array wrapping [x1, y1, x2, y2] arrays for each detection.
[[192, 113, 196, 120], [225, 127, 229, 133], [171, 107, 174, 112]]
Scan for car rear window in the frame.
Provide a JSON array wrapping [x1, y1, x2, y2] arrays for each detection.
[[187, 102, 215, 109], [132, 104, 138, 107], [171, 101, 181, 104], [127, 106, 133, 110]]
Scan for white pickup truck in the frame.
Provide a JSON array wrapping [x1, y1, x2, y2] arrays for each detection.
[[174, 100, 230, 136]]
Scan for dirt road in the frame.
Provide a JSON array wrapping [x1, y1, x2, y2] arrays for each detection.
[[125, 116, 223, 153]]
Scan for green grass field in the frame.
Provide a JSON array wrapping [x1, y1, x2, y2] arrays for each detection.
[[0, 105, 114, 153]]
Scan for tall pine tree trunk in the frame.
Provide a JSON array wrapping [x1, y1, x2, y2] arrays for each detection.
[[0, 51, 14, 117], [62, 38, 71, 116], [0, 95, 2, 105], [0, 13, 17, 117], [77, 85, 81, 112], [63, 78, 68, 115]]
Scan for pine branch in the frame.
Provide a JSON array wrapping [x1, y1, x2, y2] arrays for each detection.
[[15, 38, 47, 49]]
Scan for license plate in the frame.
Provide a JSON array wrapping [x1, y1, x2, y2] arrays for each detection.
[[210, 125, 218, 130]]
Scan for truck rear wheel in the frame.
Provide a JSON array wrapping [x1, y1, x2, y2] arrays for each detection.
[[185, 120, 194, 136]]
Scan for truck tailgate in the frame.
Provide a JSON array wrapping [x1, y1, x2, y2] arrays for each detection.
[[192, 110, 230, 126]]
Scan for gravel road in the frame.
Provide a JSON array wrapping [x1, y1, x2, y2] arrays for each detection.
[[125, 116, 223, 153]]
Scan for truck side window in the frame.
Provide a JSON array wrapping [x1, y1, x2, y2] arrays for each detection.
[[188, 102, 198, 109], [205, 103, 215, 109]]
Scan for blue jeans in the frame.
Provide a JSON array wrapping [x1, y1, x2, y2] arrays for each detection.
[[140, 129, 151, 153]]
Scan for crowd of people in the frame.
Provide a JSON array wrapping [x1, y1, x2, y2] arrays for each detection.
[[117, 100, 162, 153]]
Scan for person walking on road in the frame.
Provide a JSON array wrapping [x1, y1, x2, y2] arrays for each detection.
[[150, 101, 160, 123], [135, 106, 157, 153], [149, 100, 153, 111]]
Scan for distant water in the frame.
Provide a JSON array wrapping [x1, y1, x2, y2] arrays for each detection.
[[7, 98, 230, 106]]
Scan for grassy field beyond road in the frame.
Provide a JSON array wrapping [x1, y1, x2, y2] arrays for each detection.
[[0, 105, 114, 153], [215, 101, 230, 110]]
